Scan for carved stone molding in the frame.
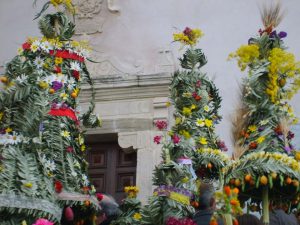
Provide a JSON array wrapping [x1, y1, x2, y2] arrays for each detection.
[[107, 0, 120, 13], [87, 53, 144, 78]]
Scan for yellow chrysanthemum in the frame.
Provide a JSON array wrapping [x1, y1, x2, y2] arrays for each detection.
[[199, 137, 208, 145], [61, 130, 70, 138], [39, 81, 49, 89], [175, 117, 182, 125], [205, 119, 213, 128], [55, 57, 63, 65], [23, 183, 33, 188], [190, 104, 196, 110], [133, 213, 142, 220], [5, 127, 12, 133], [256, 136, 265, 144], [182, 107, 192, 116], [248, 125, 257, 133], [180, 130, 191, 139], [124, 186, 139, 198]]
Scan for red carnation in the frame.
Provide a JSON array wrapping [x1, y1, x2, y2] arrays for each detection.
[[55, 180, 63, 193], [66, 146, 74, 153], [22, 42, 31, 50], [154, 120, 168, 130], [96, 193, 104, 201], [72, 70, 80, 80]]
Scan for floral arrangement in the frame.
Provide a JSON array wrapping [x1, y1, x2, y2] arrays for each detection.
[[226, 2, 300, 224], [210, 186, 242, 225], [0, 0, 101, 223], [110, 186, 142, 225]]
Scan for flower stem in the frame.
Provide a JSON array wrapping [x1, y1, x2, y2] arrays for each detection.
[[262, 187, 269, 225], [223, 213, 233, 225]]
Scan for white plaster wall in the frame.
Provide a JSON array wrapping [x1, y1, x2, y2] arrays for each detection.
[[1, 0, 300, 152]]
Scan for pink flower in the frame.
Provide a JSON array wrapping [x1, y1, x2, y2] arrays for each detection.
[[66, 146, 74, 153], [196, 80, 201, 87], [33, 218, 54, 225], [154, 135, 162, 144], [154, 120, 168, 130], [172, 135, 180, 144]]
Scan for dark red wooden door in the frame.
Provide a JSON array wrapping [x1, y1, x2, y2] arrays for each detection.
[[87, 142, 137, 203]]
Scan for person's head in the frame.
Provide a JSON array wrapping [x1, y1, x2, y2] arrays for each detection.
[[237, 214, 263, 225], [96, 194, 120, 224], [198, 182, 215, 210]]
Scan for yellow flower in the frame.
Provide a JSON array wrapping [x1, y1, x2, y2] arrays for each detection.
[[39, 81, 49, 89], [199, 137, 208, 145], [23, 182, 33, 188], [203, 105, 210, 112], [181, 177, 189, 183], [17, 47, 23, 55], [133, 213, 142, 220], [180, 130, 191, 139], [204, 119, 213, 128], [229, 44, 260, 71], [61, 130, 70, 138], [81, 145, 86, 152], [183, 92, 192, 98], [190, 104, 196, 110], [124, 186, 139, 198], [50, 0, 63, 6], [175, 117, 182, 125], [166, 101, 171, 107], [55, 57, 63, 65], [5, 127, 12, 133], [30, 44, 39, 53], [248, 125, 257, 133], [173, 28, 204, 46], [257, 136, 265, 144], [21, 220, 27, 225], [60, 93, 69, 100], [182, 107, 192, 116], [196, 119, 205, 127]]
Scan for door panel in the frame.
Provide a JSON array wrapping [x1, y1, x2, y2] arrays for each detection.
[[87, 142, 137, 203]]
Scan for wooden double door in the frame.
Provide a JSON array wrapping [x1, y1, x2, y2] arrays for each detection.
[[87, 142, 137, 203]]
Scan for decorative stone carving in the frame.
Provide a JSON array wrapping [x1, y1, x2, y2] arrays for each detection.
[[87, 53, 144, 78], [73, 0, 120, 35]]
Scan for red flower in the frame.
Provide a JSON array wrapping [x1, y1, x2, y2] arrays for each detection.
[[66, 146, 73, 153], [183, 27, 193, 36], [249, 142, 258, 149], [55, 180, 63, 193], [172, 135, 180, 144], [96, 193, 104, 201], [22, 42, 31, 50], [72, 70, 80, 80], [154, 120, 168, 130], [54, 66, 62, 73], [153, 135, 162, 144]]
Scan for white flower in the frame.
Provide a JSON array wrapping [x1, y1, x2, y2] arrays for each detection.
[[34, 57, 44, 68], [67, 77, 76, 89], [30, 40, 41, 52], [16, 74, 28, 84], [71, 171, 77, 177], [61, 130, 70, 138], [70, 62, 82, 71], [32, 137, 42, 144], [196, 118, 205, 127], [82, 174, 89, 186], [259, 120, 269, 126], [40, 41, 52, 53], [45, 161, 56, 171], [204, 105, 210, 112]]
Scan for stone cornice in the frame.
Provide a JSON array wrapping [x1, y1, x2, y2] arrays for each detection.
[[80, 72, 171, 102]]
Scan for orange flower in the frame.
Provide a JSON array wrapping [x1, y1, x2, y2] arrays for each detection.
[[210, 219, 218, 225], [249, 142, 257, 149], [224, 186, 231, 196], [230, 199, 239, 206], [233, 188, 239, 195], [233, 219, 239, 225]]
